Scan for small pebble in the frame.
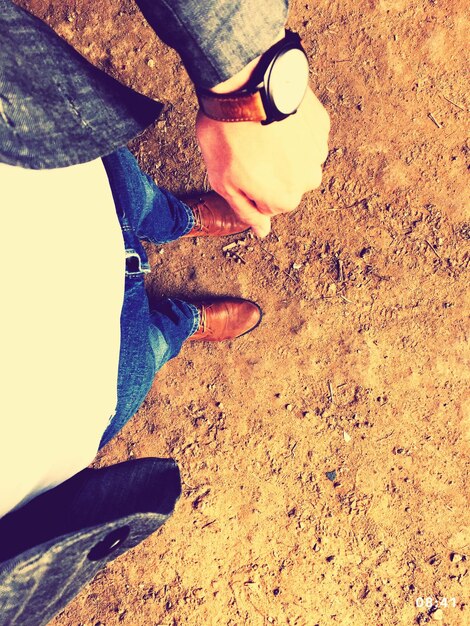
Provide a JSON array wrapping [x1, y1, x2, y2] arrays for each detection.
[[326, 470, 337, 481], [216, 402, 224, 409], [432, 608, 444, 621], [343, 431, 351, 442], [146, 58, 156, 68], [285, 404, 293, 412], [303, 411, 311, 418], [451, 553, 462, 563]]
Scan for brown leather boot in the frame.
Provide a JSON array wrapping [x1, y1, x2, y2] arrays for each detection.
[[189, 298, 262, 341], [182, 191, 249, 238]]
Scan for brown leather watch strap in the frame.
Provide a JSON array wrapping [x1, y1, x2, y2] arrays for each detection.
[[197, 90, 267, 122]]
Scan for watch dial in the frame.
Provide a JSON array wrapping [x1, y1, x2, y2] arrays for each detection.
[[269, 48, 309, 115]]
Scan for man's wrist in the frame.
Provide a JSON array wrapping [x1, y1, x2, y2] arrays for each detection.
[[197, 30, 309, 125]]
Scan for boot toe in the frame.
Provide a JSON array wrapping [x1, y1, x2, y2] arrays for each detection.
[[189, 298, 262, 342], [232, 300, 262, 338]]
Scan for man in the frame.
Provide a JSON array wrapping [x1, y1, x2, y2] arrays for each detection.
[[0, 0, 329, 624]]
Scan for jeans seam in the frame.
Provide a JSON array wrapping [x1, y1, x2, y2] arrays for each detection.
[[150, 201, 194, 245], [186, 303, 200, 337], [180, 201, 195, 236]]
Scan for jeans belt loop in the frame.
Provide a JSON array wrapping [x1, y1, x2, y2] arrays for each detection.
[[125, 249, 150, 276]]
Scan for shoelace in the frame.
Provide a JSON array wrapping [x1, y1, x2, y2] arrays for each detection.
[[191, 201, 210, 233], [191, 202, 202, 231], [199, 304, 207, 334]]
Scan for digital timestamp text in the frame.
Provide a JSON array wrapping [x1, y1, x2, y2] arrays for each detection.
[[415, 597, 457, 609]]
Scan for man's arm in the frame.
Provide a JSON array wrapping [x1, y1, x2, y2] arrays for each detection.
[[135, 1, 330, 236], [134, 0, 289, 88]]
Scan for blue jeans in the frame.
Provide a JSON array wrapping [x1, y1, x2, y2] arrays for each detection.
[[100, 147, 200, 448]]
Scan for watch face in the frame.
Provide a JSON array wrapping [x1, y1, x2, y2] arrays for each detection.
[[267, 48, 309, 115]]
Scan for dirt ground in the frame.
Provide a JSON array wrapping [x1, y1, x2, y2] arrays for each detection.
[[18, 0, 469, 624]]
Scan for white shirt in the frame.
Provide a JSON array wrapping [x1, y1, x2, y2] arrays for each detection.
[[0, 159, 124, 517]]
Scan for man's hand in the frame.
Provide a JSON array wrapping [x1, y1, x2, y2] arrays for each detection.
[[196, 86, 330, 237]]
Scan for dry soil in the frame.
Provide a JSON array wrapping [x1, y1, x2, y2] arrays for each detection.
[[18, 1, 470, 625]]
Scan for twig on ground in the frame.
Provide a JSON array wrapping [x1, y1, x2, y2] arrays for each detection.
[[201, 520, 216, 529], [377, 430, 394, 442], [428, 112, 442, 128], [425, 239, 442, 260], [232, 251, 246, 264], [440, 94, 465, 111], [328, 381, 334, 403], [258, 243, 273, 258], [222, 242, 238, 252], [283, 269, 299, 283], [337, 258, 344, 282]]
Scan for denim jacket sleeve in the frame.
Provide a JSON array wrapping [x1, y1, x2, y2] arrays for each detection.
[[135, 0, 289, 88], [0, 459, 181, 626]]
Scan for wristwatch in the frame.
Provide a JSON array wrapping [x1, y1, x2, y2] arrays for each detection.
[[197, 30, 309, 124]]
